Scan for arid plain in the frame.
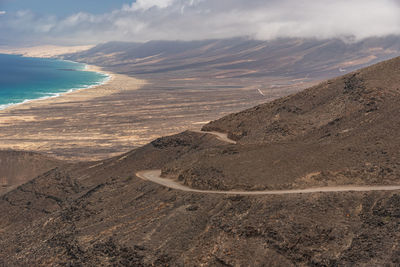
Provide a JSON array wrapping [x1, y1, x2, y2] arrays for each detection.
[[1, 37, 399, 161]]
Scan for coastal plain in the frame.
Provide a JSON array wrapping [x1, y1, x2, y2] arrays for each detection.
[[0, 66, 279, 161], [1, 37, 399, 160], [0, 68, 147, 160]]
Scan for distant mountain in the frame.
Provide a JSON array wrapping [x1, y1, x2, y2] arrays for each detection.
[[2, 56, 400, 265], [65, 36, 400, 80]]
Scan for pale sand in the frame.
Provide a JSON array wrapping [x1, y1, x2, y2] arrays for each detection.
[[0, 48, 306, 161], [0, 64, 148, 161], [4, 65, 146, 111], [0, 45, 94, 58]]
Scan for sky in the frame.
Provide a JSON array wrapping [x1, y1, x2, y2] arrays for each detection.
[[0, 0, 131, 16], [1, 0, 400, 46]]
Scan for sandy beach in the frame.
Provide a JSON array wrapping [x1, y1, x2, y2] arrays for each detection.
[[0, 62, 305, 161], [0, 45, 313, 161], [3, 64, 146, 111], [0, 64, 148, 161], [3, 64, 113, 111], [0, 45, 94, 58]]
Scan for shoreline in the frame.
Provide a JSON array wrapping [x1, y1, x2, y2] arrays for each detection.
[[1, 64, 146, 112], [0, 58, 114, 112], [0, 60, 148, 161], [0, 60, 149, 113]]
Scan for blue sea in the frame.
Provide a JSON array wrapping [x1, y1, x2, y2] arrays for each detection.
[[0, 54, 109, 109]]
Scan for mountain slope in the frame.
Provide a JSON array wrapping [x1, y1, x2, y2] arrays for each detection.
[[161, 56, 400, 190], [0, 151, 62, 195], [1, 132, 400, 266], [66, 36, 400, 80], [203, 56, 400, 143], [1, 56, 400, 266]]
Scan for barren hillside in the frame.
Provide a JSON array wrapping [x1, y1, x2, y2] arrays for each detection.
[[0, 151, 62, 195], [1, 56, 400, 266]]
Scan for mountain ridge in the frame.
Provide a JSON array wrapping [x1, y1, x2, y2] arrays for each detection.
[[65, 36, 400, 80]]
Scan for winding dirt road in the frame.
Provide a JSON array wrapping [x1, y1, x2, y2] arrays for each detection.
[[137, 131, 400, 195], [136, 170, 400, 195]]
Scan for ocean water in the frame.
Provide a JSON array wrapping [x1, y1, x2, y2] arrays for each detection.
[[0, 54, 109, 109]]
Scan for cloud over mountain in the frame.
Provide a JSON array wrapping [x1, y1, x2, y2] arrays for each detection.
[[1, 0, 400, 45]]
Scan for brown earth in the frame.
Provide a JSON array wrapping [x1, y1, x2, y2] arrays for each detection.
[[162, 56, 400, 191], [0, 69, 147, 161], [0, 151, 62, 195], [1, 37, 399, 161], [1, 54, 400, 266], [1, 131, 400, 266]]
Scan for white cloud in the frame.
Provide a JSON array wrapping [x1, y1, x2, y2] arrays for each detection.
[[123, 0, 176, 11], [0, 11, 6, 15], [1, 0, 400, 45]]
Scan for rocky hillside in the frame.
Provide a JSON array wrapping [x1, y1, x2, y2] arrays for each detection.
[[203, 56, 400, 143], [1, 131, 400, 265], [161, 57, 400, 191], [0, 151, 62, 195], [1, 57, 400, 265]]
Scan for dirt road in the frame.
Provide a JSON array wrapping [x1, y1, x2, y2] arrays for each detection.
[[136, 170, 400, 195]]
